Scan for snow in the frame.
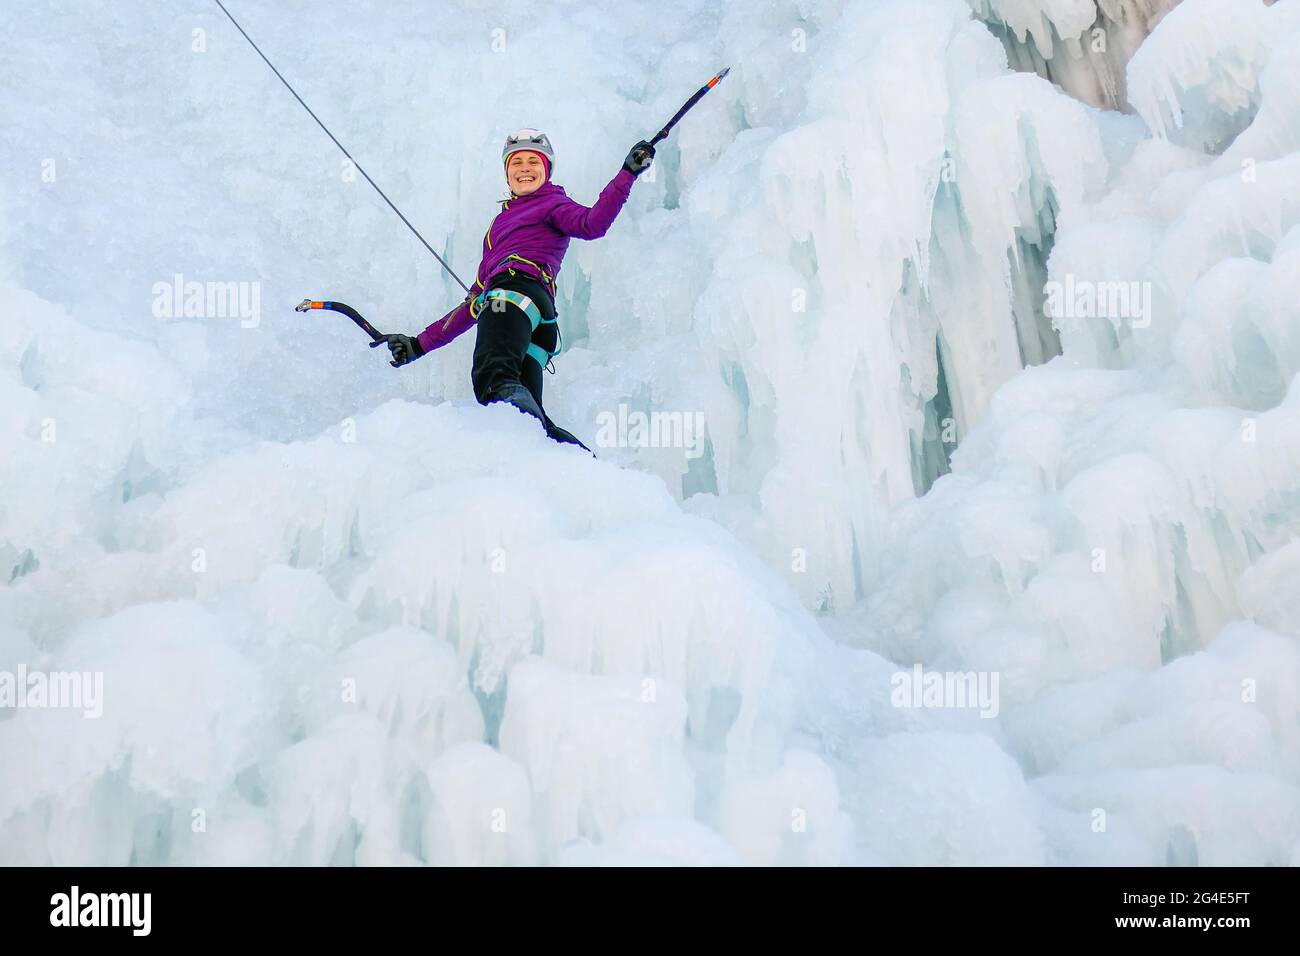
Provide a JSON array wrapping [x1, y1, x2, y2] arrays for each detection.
[[847, 731, 1047, 865], [1128, 0, 1300, 150], [3, 0, 1300, 865]]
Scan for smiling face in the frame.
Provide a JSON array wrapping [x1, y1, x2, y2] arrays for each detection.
[[506, 150, 547, 195]]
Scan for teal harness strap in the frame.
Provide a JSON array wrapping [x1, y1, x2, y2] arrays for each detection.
[[525, 341, 554, 367], [473, 288, 561, 368]]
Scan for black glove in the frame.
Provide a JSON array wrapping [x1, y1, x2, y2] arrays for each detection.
[[370, 333, 424, 368], [623, 140, 656, 177]]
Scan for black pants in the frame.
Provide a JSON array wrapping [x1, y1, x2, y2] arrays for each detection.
[[470, 274, 590, 451]]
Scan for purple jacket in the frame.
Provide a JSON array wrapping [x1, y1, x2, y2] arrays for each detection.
[[417, 167, 637, 353]]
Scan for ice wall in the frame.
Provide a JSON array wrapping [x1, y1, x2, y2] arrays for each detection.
[[856, 0, 1300, 862], [0, 287, 845, 863], [969, 0, 1187, 110], [3, 0, 1300, 865]]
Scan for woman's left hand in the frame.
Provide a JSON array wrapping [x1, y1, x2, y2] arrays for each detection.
[[623, 140, 656, 176]]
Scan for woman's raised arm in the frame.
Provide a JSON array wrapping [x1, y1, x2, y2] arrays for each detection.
[[546, 167, 637, 239]]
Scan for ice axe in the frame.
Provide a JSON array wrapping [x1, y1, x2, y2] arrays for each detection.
[[648, 67, 731, 147], [295, 299, 385, 343]]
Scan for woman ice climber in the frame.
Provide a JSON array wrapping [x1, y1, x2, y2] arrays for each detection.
[[372, 130, 656, 450]]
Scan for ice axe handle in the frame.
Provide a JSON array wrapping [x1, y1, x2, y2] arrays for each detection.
[[649, 67, 729, 147], [296, 299, 385, 343]]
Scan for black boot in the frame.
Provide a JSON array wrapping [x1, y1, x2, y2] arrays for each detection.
[[486, 382, 592, 453]]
